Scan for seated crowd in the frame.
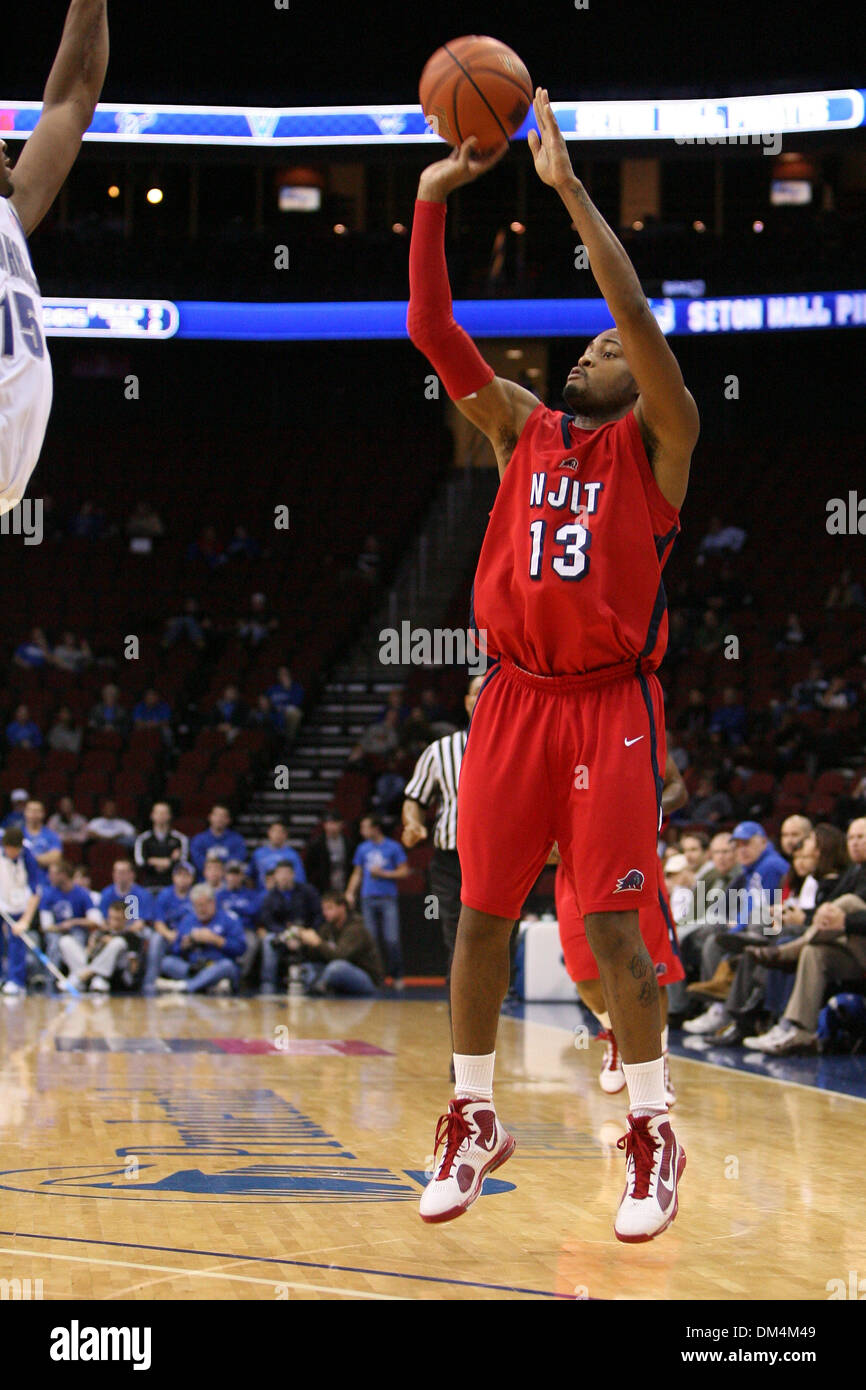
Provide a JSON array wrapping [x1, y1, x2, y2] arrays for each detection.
[[0, 798, 395, 1001]]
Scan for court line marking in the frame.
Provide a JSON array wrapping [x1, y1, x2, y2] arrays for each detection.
[[0, 1229, 572, 1299], [0, 1245, 404, 1300], [509, 1010, 866, 1105]]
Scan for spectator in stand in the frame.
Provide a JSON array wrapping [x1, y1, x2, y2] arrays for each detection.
[[47, 705, 83, 755], [47, 795, 89, 843], [162, 598, 209, 650], [775, 612, 805, 650], [259, 862, 323, 994], [126, 501, 165, 541], [779, 815, 814, 862], [399, 706, 435, 760], [348, 708, 401, 765], [249, 693, 284, 736], [202, 850, 233, 906], [770, 708, 814, 774], [61, 899, 143, 995], [39, 859, 102, 983], [380, 688, 410, 725], [688, 770, 733, 825], [696, 516, 747, 558], [86, 799, 137, 848], [225, 525, 261, 561], [189, 804, 247, 876], [418, 687, 449, 727], [213, 684, 248, 734], [133, 802, 189, 888], [818, 674, 856, 711], [132, 688, 173, 744], [142, 860, 196, 995], [68, 500, 108, 540], [675, 688, 710, 738], [0, 826, 42, 996], [825, 568, 866, 611], [709, 686, 747, 748], [52, 631, 92, 674], [6, 703, 43, 749], [97, 859, 156, 931], [305, 813, 353, 896], [72, 865, 100, 908], [373, 756, 406, 817], [88, 683, 128, 735], [346, 814, 409, 988], [694, 608, 723, 653], [679, 832, 710, 879], [662, 854, 696, 926], [266, 666, 304, 739], [13, 627, 52, 669], [22, 800, 63, 886], [186, 525, 225, 569], [1, 789, 29, 831], [357, 534, 381, 583], [237, 592, 278, 647], [684, 822, 789, 1036], [251, 821, 306, 888], [220, 859, 264, 992], [791, 660, 828, 711], [297, 892, 385, 997], [155, 884, 246, 995]]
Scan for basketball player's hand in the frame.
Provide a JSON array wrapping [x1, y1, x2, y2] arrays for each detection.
[[402, 821, 427, 848], [527, 87, 575, 190], [417, 136, 508, 201]]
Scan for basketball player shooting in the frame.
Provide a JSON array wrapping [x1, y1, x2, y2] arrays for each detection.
[[0, 0, 109, 513], [408, 88, 699, 1241]]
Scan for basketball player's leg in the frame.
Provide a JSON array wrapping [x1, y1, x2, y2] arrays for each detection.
[[450, 906, 514, 1055]]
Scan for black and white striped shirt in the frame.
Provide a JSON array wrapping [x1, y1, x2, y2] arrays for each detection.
[[403, 730, 467, 851]]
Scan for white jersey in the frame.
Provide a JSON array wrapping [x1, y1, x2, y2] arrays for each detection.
[[0, 198, 53, 515]]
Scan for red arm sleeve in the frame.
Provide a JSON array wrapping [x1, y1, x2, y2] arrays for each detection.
[[406, 199, 495, 402]]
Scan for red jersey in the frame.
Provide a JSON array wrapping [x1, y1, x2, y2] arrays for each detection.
[[470, 404, 680, 676]]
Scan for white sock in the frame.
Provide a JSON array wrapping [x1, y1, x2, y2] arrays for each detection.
[[622, 1057, 667, 1117], [453, 1051, 495, 1102], [594, 1010, 612, 1031], [661, 1025, 669, 1053]]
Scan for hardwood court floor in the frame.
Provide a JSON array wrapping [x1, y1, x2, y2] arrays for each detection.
[[0, 992, 863, 1301]]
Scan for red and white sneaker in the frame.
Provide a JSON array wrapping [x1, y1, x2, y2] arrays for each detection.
[[614, 1112, 686, 1243], [419, 1098, 516, 1224], [596, 1028, 626, 1094], [663, 1052, 676, 1108]]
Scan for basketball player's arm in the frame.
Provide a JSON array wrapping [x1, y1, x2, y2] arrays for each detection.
[[661, 755, 688, 816], [408, 140, 540, 480], [10, 0, 109, 237], [529, 89, 699, 509]]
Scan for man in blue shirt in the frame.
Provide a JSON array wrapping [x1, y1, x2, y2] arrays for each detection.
[[1, 790, 29, 831], [190, 804, 247, 875], [143, 860, 195, 995], [22, 800, 63, 887], [221, 859, 264, 991], [39, 859, 101, 984], [346, 814, 410, 986], [251, 821, 306, 887], [97, 858, 156, 928], [6, 705, 43, 749], [157, 885, 245, 994], [266, 666, 304, 739]]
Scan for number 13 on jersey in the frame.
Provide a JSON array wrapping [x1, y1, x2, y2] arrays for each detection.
[[529, 519, 590, 581]]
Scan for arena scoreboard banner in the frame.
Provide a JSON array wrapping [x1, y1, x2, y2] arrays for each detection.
[[40, 292, 866, 341], [3, 90, 865, 146]]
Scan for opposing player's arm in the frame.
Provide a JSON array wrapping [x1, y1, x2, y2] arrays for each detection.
[[408, 138, 538, 479], [529, 89, 698, 510], [661, 754, 688, 815], [10, 0, 109, 238]]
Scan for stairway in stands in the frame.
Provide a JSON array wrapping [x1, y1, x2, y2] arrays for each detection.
[[236, 464, 499, 850]]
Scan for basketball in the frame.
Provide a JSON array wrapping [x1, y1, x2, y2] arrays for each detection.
[[419, 35, 533, 155]]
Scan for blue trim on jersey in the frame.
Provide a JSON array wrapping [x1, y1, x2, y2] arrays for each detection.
[[560, 413, 573, 449], [657, 885, 683, 961], [654, 524, 679, 562], [639, 577, 668, 660], [636, 668, 664, 828]]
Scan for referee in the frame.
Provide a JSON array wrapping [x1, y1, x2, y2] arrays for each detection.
[[401, 676, 484, 988]]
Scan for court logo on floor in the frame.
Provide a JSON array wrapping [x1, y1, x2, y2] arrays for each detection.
[[0, 1088, 515, 1205]]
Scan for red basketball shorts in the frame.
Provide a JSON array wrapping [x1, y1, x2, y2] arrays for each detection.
[[555, 859, 685, 985], [457, 655, 666, 920]]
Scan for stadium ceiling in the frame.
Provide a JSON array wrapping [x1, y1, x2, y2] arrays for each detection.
[[2, 90, 864, 147]]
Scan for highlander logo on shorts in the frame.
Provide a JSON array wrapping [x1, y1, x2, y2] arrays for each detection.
[[614, 868, 645, 892]]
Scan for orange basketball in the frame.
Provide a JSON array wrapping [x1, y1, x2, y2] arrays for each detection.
[[419, 36, 533, 156]]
